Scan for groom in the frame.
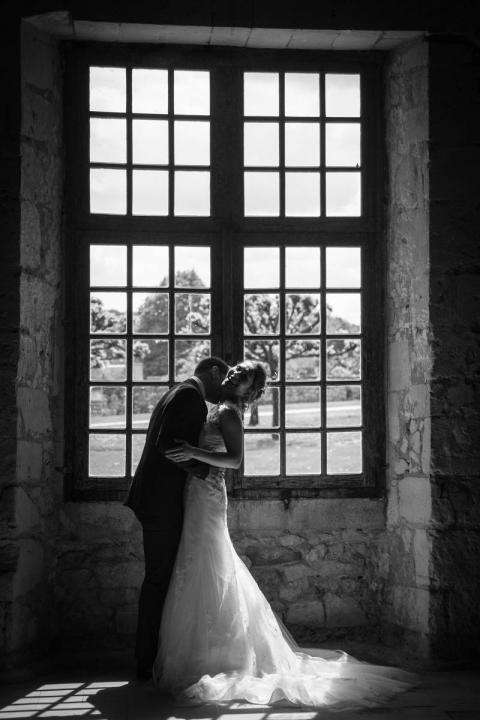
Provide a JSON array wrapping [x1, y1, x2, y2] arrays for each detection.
[[125, 356, 230, 678]]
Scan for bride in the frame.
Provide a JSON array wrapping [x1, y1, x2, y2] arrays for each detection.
[[155, 361, 414, 709]]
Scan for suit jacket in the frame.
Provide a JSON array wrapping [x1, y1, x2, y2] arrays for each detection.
[[124, 378, 209, 523]]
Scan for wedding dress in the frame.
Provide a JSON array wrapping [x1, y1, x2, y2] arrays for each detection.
[[153, 401, 414, 709]]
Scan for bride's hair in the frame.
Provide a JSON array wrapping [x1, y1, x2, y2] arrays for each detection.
[[224, 360, 267, 412]]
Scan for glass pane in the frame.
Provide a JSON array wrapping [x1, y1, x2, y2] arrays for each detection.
[[286, 433, 321, 475], [244, 340, 279, 381], [244, 123, 279, 167], [90, 245, 127, 287], [327, 292, 361, 334], [285, 123, 320, 167], [327, 385, 362, 428], [174, 71, 210, 115], [90, 386, 126, 429], [132, 433, 146, 474], [244, 387, 279, 428], [326, 247, 361, 288], [89, 433, 125, 477], [132, 69, 168, 114], [90, 292, 126, 334], [174, 171, 210, 216], [90, 339, 126, 381], [285, 247, 320, 289], [175, 246, 211, 288], [326, 172, 361, 216], [285, 340, 320, 380], [285, 73, 320, 117], [175, 340, 210, 380], [174, 121, 210, 166], [90, 118, 126, 163], [132, 120, 168, 165], [286, 294, 320, 335], [285, 172, 320, 217], [325, 74, 360, 117], [90, 169, 126, 215], [132, 169, 168, 216], [244, 247, 279, 289], [90, 67, 125, 113], [286, 386, 321, 428], [133, 339, 169, 381], [244, 433, 280, 475], [244, 73, 279, 116], [175, 294, 211, 334], [133, 246, 169, 287], [326, 124, 361, 167], [326, 339, 361, 380], [133, 293, 169, 334], [244, 172, 279, 216], [132, 386, 168, 428], [327, 431, 362, 474], [244, 294, 280, 335]]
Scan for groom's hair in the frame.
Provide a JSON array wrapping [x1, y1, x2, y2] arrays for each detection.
[[194, 356, 230, 377]]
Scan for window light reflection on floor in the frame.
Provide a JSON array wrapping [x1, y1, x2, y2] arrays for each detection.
[[0, 682, 128, 719]]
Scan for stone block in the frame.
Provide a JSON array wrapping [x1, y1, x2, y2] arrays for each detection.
[[245, 544, 301, 566], [413, 529, 431, 583], [286, 600, 325, 627], [398, 476, 432, 524], [12, 539, 44, 599], [287, 499, 384, 532], [14, 486, 42, 532], [389, 338, 411, 392], [16, 440, 43, 482], [115, 608, 137, 635], [391, 584, 429, 632], [96, 561, 144, 589], [17, 386, 52, 437], [324, 593, 367, 627]]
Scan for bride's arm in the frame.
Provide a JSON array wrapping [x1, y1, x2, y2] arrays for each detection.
[[164, 409, 243, 470]]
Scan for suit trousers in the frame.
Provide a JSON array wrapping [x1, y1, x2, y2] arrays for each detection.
[[136, 519, 183, 671]]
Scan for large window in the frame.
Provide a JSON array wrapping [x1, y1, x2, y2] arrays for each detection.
[[65, 45, 384, 500]]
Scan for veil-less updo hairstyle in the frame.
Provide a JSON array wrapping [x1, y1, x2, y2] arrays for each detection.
[[223, 360, 267, 411]]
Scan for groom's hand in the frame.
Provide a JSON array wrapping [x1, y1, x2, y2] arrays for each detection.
[[165, 439, 195, 463]]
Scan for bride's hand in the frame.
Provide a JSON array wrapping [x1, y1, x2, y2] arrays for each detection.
[[165, 439, 195, 462]]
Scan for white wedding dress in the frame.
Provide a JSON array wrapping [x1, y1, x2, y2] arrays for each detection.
[[153, 401, 414, 709]]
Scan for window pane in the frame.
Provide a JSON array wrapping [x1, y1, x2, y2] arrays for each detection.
[[175, 340, 210, 380], [327, 385, 362, 428], [285, 123, 320, 167], [89, 434, 125, 477], [327, 431, 362, 474], [285, 340, 320, 380], [244, 387, 279, 428], [132, 69, 168, 114], [133, 120, 168, 165], [326, 172, 361, 216], [174, 121, 210, 166], [244, 294, 280, 335], [174, 171, 210, 216], [325, 74, 360, 117], [90, 339, 126, 381], [133, 339, 169, 381], [285, 247, 321, 288], [286, 294, 320, 335], [285, 73, 320, 117], [286, 386, 321, 428], [326, 339, 361, 380], [174, 71, 210, 115], [326, 293, 361, 334], [175, 246, 211, 288], [244, 340, 279, 381], [90, 67, 125, 113], [244, 73, 279, 116], [244, 123, 279, 167], [132, 169, 169, 216], [285, 172, 320, 217], [132, 386, 168, 428], [286, 433, 321, 474], [244, 247, 279, 289], [90, 169, 126, 215], [90, 386, 126, 429], [90, 118, 126, 164], [244, 433, 280, 475], [132, 433, 147, 474], [133, 293, 169, 334], [90, 292, 126, 334], [133, 246, 169, 287], [175, 294, 210, 334], [326, 247, 361, 288], [244, 172, 279, 216], [326, 123, 361, 167], [90, 245, 126, 287]]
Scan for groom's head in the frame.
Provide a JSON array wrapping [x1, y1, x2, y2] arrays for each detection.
[[194, 356, 230, 404]]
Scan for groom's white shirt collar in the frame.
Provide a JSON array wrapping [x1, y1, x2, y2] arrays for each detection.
[[190, 375, 206, 400]]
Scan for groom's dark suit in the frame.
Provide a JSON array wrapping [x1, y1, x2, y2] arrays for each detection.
[[124, 377, 209, 673]]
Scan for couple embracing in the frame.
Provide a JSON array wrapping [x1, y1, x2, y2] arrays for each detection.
[[125, 357, 413, 708]]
